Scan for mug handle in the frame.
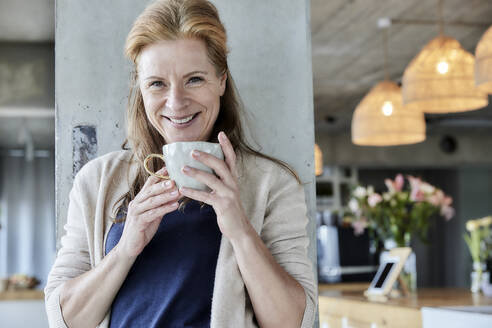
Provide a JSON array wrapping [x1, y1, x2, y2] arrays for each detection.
[[143, 154, 170, 180]]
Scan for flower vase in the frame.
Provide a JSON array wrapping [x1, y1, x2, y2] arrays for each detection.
[[381, 238, 417, 293], [471, 261, 489, 293]]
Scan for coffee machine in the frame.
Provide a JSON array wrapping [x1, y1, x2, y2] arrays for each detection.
[[317, 209, 378, 283]]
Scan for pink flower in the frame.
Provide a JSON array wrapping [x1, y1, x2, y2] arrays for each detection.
[[411, 189, 425, 202], [420, 182, 435, 194], [368, 193, 382, 208], [407, 175, 425, 201], [385, 174, 405, 194], [428, 190, 444, 206], [440, 205, 455, 221], [352, 217, 368, 236], [385, 179, 395, 193], [407, 175, 420, 190], [439, 196, 454, 220], [442, 196, 453, 207], [394, 174, 404, 191]]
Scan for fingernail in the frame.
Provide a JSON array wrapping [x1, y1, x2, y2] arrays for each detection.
[[165, 180, 172, 187], [182, 166, 190, 172], [192, 150, 200, 157], [170, 190, 178, 196]]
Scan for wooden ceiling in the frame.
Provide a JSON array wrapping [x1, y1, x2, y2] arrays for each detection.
[[311, 0, 492, 134]]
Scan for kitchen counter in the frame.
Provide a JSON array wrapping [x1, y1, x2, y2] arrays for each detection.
[[0, 289, 44, 301], [318, 283, 492, 328]]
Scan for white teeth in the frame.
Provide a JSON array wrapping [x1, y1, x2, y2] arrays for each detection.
[[169, 114, 195, 124]]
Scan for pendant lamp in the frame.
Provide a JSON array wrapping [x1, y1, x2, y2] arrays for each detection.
[[352, 80, 426, 146], [352, 25, 426, 146], [402, 36, 488, 113], [314, 143, 323, 176], [475, 25, 492, 94]]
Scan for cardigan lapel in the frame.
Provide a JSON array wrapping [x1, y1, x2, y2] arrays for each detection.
[[211, 151, 264, 328]]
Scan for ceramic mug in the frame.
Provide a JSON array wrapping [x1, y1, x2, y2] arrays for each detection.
[[144, 141, 224, 191]]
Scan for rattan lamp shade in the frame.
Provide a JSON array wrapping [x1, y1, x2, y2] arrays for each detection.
[[476, 25, 492, 94], [314, 143, 323, 176], [352, 80, 426, 146], [402, 36, 488, 113]]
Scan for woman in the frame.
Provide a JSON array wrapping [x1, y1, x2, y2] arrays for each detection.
[[45, 0, 317, 327]]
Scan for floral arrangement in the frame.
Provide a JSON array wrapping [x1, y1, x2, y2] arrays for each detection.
[[345, 174, 455, 247], [464, 216, 492, 293], [464, 216, 492, 266]]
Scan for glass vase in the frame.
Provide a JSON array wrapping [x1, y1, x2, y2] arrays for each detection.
[[471, 261, 489, 293]]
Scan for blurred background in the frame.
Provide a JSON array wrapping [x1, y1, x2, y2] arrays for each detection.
[[1, 0, 492, 327], [0, 0, 54, 326], [312, 0, 492, 289]]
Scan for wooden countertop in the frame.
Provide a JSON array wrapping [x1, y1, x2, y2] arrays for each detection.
[[0, 289, 44, 301], [318, 283, 492, 328], [319, 283, 492, 309]]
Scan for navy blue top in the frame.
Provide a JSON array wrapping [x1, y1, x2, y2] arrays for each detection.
[[105, 200, 222, 328]]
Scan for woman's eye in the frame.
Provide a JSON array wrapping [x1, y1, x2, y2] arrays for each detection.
[[188, 76, 204, 84], [150, 81, 164, 88]]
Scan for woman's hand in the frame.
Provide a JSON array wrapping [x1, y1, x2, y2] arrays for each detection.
[[179, 131, 251, 242], [117, 167, 181, 259]]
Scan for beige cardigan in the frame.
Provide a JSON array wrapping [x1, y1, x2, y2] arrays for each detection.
[[45, 150, 317, 327]]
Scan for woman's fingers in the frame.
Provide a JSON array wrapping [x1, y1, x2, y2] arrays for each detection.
[[136, 187, 180, 215], [182, 165, 224, 193], [218, 131, 238, 180], [140, 201, 180, 223], [135, 168, 173, 203], [179, 186, 213, 205], [190, 150, 235, 188], [142, 166, 168, 189]]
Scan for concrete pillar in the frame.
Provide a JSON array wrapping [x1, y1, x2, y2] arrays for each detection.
[[56, 1, 317, 325]]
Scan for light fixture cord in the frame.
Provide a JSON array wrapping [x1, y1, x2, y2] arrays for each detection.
[[382, 28, 389, 81], [438, 0, 444, 36]]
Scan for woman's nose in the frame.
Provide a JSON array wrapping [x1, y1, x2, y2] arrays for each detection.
[[165, 85, 189, 111]]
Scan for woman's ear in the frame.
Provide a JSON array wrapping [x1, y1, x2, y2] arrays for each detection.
[[219, 72, 227, 96]]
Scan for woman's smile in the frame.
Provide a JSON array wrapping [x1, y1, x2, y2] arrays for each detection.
[[162, 112, 201, 128]]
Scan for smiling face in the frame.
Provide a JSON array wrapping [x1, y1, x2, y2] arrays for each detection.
[[138, 38, 227, 144]]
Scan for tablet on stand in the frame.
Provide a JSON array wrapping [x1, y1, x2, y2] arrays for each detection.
[[364, 247, 412, 300]]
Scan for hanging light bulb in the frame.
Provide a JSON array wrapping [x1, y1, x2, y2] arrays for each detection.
[[381, 101, 393, 116], [475, 25, 492, 94], [436, 60, 449, 74]]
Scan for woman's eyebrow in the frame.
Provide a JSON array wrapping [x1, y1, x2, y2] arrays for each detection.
[[143, 75, 164, 81], [143, 71, 207, 81], [183, 70, 208, 78]]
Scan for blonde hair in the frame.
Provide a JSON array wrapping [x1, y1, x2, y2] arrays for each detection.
[[116, 0, 300, 219]]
